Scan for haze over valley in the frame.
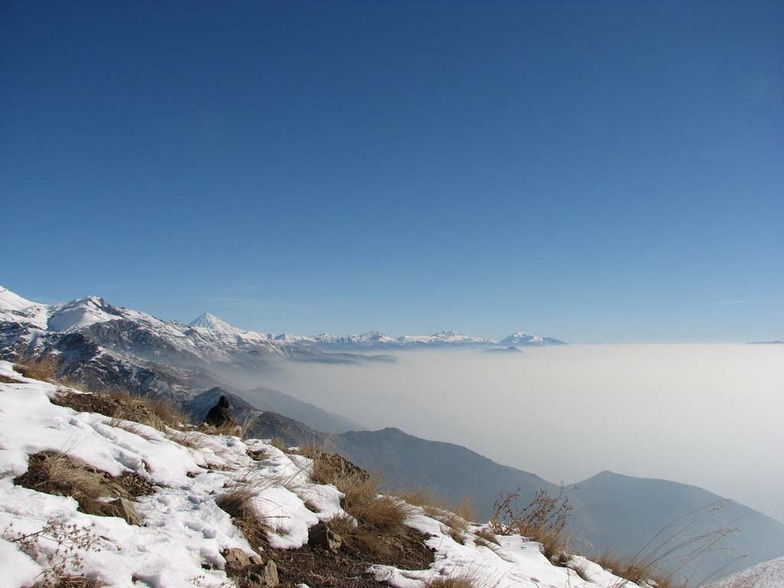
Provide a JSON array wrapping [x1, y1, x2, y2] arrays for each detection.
[[258, 344, 784, 524]]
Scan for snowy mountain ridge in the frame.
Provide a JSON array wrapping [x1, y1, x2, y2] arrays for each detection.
[[0, 286, 565, 358]]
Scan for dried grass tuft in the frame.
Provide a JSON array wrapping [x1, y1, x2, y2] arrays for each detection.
[[597, 500, 741, 588], [399, 489, 474, 544], [305, 448, 412, 560], [14, 451, 153, 518], [216, 483, 269, 553], [13, 355, 62, 382], [426, 577, 478, 588]]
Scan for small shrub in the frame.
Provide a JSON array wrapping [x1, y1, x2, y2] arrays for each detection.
[[3, 519, 101, 588], [490, 486, 572, 563]]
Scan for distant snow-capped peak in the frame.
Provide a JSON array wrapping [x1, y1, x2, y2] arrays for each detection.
[[0, 286, 39, 312], [189, 312, 236, 332], [47, 295, 124, 333], [189, 312, 269, 341], [500, 332, 565, 346]]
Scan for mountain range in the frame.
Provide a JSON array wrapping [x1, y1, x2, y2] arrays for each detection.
[[2, 285, 782, 583]]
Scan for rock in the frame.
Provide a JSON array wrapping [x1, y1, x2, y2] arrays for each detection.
[[247, 560, 279, 587], [224, 547, 252, 569], [308, 521, 342, 552], [104, 497, 142, 525], [204, 395, 237, 428], [224, 549, 278, 586]]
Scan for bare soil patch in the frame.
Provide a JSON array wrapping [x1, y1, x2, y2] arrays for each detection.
[[271, 527, 434, 588]]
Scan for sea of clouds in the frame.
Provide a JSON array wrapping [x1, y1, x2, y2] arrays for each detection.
[[261, 344, 784, 523]]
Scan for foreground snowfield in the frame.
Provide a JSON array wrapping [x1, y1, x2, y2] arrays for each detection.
[[0, 360, 638, 588]]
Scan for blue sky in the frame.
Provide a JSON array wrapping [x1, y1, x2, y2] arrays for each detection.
[[2, 1, 781, 342]]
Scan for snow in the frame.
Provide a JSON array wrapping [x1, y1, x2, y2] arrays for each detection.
[[0, 287, 39, 312], [46, 296, 124, 332], [0, 537, 41, 588], [0, 359, 636, 588], [706, 556, 784, 588], [0, 287, 49, 329], [189, 313, 269, 343]]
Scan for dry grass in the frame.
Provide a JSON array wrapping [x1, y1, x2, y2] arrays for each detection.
[[13, 355, 62, 382], [598, 550, 684, 588], [597, 501, 741, 588], [16, 452, 109, 516], [299, 446, 370, 486], [13, 451, 152, 520], [490, 486, 572, 564], [0, 373, 23, 383], [399, 489, 474, 544], [216, 483, 269, 553], [203, 412, 260, 439], [52, 390, 189, 434], [426, 577, 477, 588], [303, 448, 413, 560], [268, 437, 289, 452], [474, 526, 500, 547]]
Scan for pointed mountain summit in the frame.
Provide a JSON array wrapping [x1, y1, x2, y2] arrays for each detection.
[[189, 312, 269, 343], [189, 312, 237, 333]]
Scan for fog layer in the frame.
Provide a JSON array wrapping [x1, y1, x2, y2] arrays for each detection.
[[262, 344, 784, 523]]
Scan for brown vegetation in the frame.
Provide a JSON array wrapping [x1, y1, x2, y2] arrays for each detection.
[[52, 389, 188, 433], [14, 451, 153, 519], [426, 577, 477, 588], [216, 483, 270, 553], [301, 448, 427, 563], [490, 486, 572, 564], [596, 502, 740, 588], [13, 355, 62, 382], [399, 489, 474, 544]]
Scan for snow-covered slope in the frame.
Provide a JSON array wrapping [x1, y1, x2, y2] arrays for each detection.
[[706, 556, 784, 588], [0, 286, 49, 329], [0, 361, 642, 588], [0, 286, 40, 312], [0, 287, 285, 371]]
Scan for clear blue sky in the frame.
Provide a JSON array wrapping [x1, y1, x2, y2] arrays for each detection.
[[2, 1, 781, 342]]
